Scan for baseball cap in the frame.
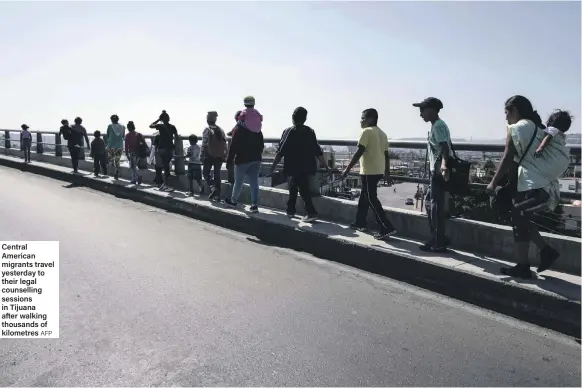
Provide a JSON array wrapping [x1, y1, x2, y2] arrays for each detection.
[[243, 96, 255, 105], [412, 97, 443, 110]]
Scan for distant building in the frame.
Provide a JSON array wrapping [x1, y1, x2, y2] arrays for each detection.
[[559, 178, 581, 194]]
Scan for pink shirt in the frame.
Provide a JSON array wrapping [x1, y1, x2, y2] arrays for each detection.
[[239, 108, 263, 133]]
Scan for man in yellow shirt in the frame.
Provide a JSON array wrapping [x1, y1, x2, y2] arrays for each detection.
[[341, 109, 396, 239]]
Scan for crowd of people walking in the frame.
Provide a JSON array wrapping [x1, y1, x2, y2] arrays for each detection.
[[16, 94, 573, 278]]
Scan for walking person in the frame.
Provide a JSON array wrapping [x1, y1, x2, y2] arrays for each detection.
[[270, 107, 330, 222], [90, 130, 107, 177], [340, 108, 396, 240], [186, 135, 204, 195], [487, 96, 570, 278], [68, 117, 90, 174], [412, 97, 452, 252], [224, 110, 264, 213], [20, 124, 32, 163], [106, 114, 125, 180], [201, 111, 227, 200], [125, 121, 145, 185], [149, 110, 179, 191]]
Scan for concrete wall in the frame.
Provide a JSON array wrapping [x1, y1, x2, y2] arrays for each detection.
[[4, 147, 581, 275]]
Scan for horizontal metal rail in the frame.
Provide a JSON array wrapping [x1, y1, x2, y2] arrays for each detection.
[[2, 129, 580, 200], [2, 129, 580, 154]]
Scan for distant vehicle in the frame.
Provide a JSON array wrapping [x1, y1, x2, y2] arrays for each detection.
[[405, 198, 414, 205]]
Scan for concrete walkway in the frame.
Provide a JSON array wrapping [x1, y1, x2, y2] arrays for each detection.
[[0, 154, 580, 337]]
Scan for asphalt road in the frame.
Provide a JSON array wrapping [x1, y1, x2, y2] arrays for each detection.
[[0, 166, 580, 387]]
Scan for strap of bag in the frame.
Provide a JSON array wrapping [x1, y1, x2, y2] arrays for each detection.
[[517, 124, 538, 167]]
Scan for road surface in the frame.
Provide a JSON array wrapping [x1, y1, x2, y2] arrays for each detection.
[[0, 166, 580, 387]]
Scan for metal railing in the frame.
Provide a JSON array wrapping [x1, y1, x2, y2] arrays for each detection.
[[2, 129, 581, 199]]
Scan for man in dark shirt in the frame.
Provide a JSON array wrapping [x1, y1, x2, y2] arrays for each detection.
[[270, 107, 329, 222], [67, 117, 90, 173], [149, 110, 179, 190]]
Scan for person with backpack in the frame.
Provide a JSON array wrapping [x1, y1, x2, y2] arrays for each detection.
[[201, 111, 227, 200], [224, 111, 265, 213]]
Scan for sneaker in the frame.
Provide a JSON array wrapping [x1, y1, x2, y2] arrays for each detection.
[[421, 237, 451, 250], [286, 213, 295, 218], [374, 228, 397, 240], [94, 173, 99, 177], [537, 246, 560, 273], [130, 180, 137, 185], [224, 198, 237, 207], [249, 205, 259, 213], [349, 223, 368, 232], [187, 191, 194, 196], [302, 214, 317, 222], [500, 263, 533, 279]]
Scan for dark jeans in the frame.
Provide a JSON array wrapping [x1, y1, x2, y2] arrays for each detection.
[[93, 154, 107, 175], [425, 171, 447, 247], [287, 174, 316, 216], [356, 174, 394, 231], [22, 138, 32, 162], [203, 156, 223, 195], [158, 148, 173, 181], [512, 189, 549, 243], [68, 146, 80, 171]]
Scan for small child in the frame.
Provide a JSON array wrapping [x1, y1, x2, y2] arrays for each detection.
[[90, 130, 107, 177], [186, 134, 204, 195], [231, 96, 263, 134], [535, 110, 572, 157]]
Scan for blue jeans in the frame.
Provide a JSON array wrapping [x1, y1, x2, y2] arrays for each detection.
[[231, 161, 261, 206], [425, 168, 447, 246], [128, 153, 140, 182]]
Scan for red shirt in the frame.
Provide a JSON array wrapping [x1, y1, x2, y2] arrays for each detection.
[[125, 131, 141, 153]]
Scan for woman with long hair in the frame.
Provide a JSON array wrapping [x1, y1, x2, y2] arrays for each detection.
[[488, 95, 569, 278]]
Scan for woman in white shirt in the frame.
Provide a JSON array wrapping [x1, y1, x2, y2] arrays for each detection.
[[488, 95, 569, 279]]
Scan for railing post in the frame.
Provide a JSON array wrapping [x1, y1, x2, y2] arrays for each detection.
[[227, 137, 234, 183], [174, 136, 185, 175], [79, 138, 86, 160], [36, 132, 43, 154], [55, 132, 62, 157], [4, 130, 10, 149]]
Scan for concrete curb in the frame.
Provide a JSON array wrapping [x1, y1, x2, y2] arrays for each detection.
[[1, 157, 580, 338]]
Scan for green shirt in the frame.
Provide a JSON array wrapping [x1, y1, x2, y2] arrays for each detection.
[[107, 124, 126, 149], [427, 119, 452, 171]]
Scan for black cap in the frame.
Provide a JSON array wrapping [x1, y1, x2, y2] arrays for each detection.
[[412, 97, 443, 110]]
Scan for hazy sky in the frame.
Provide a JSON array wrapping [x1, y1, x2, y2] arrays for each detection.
[[1, 1, 580, 140]]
